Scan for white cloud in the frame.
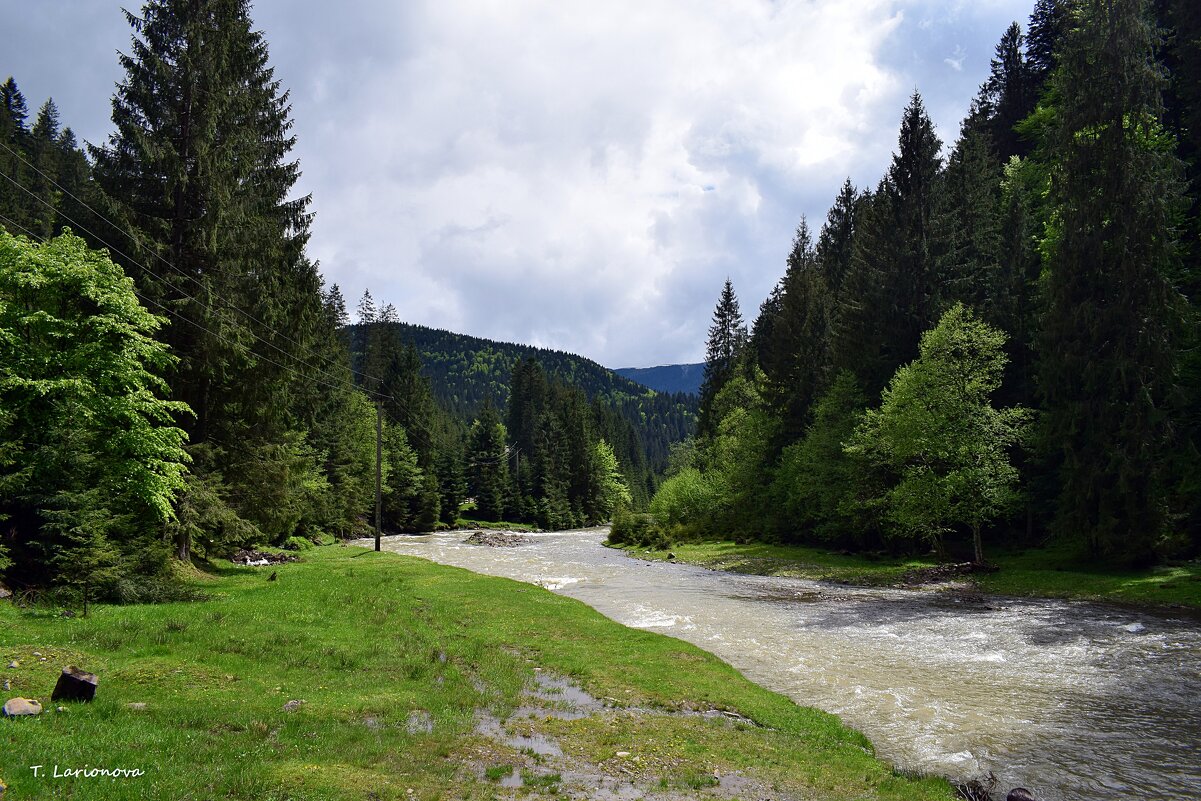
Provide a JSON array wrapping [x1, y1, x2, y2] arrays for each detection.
[[4, 0, 1035, 366], [272, 0, 911, 366]]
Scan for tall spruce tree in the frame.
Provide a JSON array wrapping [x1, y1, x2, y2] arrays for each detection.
[[760, 218, 831, 445], [1028, 0, 1072, 87], [1039, 0, 1187, 563], [698, 279, 747, 437], [832, 94, 943, 397], [982, 22, 1037, 159], [92, 0, 328, 558]]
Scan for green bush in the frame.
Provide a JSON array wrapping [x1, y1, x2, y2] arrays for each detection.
[[648, 468, 719, 533], [608, 510, 673, 549], [282, 535, 315, 552]]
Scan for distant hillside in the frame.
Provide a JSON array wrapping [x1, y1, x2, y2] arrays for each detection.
[[615, 363, 705, 396], [349, 323, 696, 471]]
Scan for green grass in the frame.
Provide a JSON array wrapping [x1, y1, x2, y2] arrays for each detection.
[[622, 540, 941, 586], [618, 539, 1201, 608], [0, 545, 954, 800]]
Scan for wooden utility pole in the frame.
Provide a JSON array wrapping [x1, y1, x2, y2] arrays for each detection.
[[375, 401, 382, 552]]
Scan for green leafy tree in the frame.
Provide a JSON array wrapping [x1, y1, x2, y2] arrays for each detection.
[[0, 231, 190, 587], [848, 305, 1029, 562], [591, 440, 632, 520], [773, 371, 878, 546]]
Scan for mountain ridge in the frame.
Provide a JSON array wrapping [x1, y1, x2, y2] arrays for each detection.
[[615, 363, 705, 396]]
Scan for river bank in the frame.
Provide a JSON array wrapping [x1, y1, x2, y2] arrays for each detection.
[[376, 528, 1201, 801], [0, 544, 953, 800], [612, 539, 1201, 610]]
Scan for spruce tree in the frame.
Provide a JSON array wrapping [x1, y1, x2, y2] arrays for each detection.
[[760, 218, 831, 445], [832, 94, 943, 396], [982, 22, 1037, 159], [1027, 0, 1072, 87], [0, 77, 30, 230], [91, 0, 327, 558], [698, 279, 747, 437], [1039, 0, 1187, 563]]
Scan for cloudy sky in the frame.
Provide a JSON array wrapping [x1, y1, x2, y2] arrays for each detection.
[[4, 0, 1033, 367]]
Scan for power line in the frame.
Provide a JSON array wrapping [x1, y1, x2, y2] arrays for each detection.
[[0, 138, 392, 390], [0, 204, 367, 402], [0, 170, 443, 453], [0, 164, 381, 401]]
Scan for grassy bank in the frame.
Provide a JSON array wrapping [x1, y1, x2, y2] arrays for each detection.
[[616, 540, 1201, 609], [0, 545, 953, 800]]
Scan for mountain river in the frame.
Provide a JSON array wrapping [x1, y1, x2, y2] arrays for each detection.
[[364, 528, 1201, 801]]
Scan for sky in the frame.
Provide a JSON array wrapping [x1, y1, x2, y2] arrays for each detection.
[[3, 0, 1035, 367]]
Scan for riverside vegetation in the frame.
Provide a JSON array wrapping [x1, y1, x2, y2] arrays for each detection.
[[610, 540, 1201, 609], [0, 545, 954, 801]]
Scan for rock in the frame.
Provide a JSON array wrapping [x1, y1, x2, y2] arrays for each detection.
[[56, 706, 67, 713], [615, 751, 631, 757], [32, 652, 41, 657], [51, 665, 99, 703], [464, 530, 531, 548], [232, 549, 299, 567], [3, 697, 43, 717], [0, 584, 10, 599], [127, 702, 147, 711], [667, 552, 676, 560], [282, 699, 305, 712], [2, 681, 8, 691], [6, 661, 17, 669]]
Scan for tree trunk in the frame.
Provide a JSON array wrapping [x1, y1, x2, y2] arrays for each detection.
[[175, 527, 190, 562], [972, 522, 984, 564]]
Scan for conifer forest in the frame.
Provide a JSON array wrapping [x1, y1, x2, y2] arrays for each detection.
[[1, 0, 1199, 598]]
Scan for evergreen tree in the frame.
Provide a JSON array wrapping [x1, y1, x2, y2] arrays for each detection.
[[0, 77, 30, 230], [982, 22, 1037, 159], [697, 279, 747, 437], [933, 124, 1003, 316], [815, 179, 859, 297], [832, 95, 942, 397], [466, 399, 508, 521], [1027, 0, 1072, 87], [91, 0, 328, 559], [760, 218, 831, 444], [1039, 0, 1187, 563]]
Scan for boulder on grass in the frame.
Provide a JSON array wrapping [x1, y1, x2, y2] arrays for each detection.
[[51, 665, 98, 703], [3, 697, 43, 717]]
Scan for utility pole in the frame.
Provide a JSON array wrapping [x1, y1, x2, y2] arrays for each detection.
[[375, 400, 382, 552]]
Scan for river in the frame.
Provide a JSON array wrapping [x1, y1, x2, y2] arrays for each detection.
[[363, 528, 1201, 801]]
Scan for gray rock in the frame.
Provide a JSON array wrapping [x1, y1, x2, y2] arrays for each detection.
[[0, 584, 10, 599], [52, 665, 98, 703], [282, 699, 305, 712], [126, 702, 147, 711], [3, 697, 43, 717], [6, 661, 17, 669]]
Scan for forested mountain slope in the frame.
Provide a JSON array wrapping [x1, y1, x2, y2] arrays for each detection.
[[615, 363, 705, 396], [347, 322, 696, 472]]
